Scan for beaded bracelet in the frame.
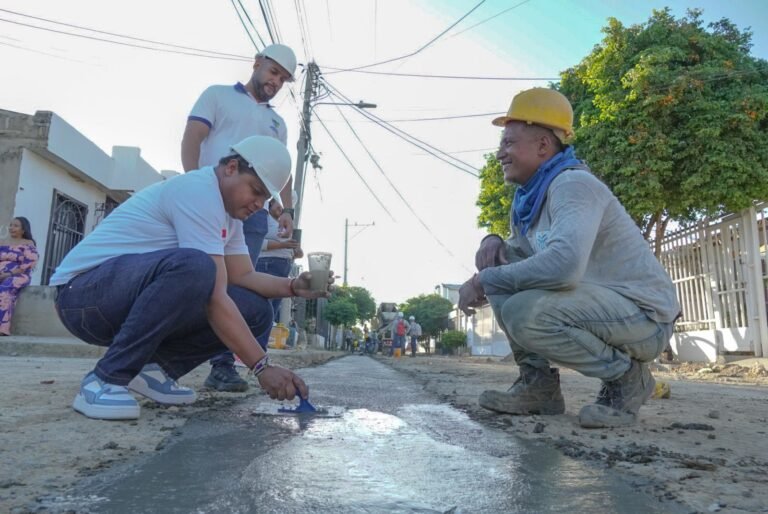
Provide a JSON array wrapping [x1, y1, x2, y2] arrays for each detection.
[[288, 277, 298, 296], [250, 354, 270, 377]]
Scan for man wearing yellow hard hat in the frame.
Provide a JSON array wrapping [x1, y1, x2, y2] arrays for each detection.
[[458, 88, 680, 428]]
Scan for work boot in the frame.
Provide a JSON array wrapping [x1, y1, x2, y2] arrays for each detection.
[[204, 364, 249, 392], [578, 360, 655, 428], [478, 365, 565, 415]]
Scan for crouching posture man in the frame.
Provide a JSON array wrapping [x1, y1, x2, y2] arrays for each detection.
[[459, 88, 679, 428], [50, 136, 332, 420]]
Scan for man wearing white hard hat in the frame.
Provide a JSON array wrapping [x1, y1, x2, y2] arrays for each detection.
[[51, 136, 333, 421], [181, 43, 299, 392], [406, 316, 422, 357]]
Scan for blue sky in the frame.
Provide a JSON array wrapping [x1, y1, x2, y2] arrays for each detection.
[[2, 0, 766, 304]]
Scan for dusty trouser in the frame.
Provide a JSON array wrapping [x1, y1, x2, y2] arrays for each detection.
[[488, 284, 673, 381]]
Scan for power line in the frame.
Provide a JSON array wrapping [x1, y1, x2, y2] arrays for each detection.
[[0, 16, 251, 61], [322, 80, 480, 176], [333, 105, 473, 273], [386, 111, 505, 122], [314, 112, 396, 221], [325, 0, 487, 74], [0, 7, 251, 59], [258, 0, 276, 44], [319, 67, 559, 81], [230, 0, 262, 50], [447, 0, 534, 39], [236, 0, 269, 49]]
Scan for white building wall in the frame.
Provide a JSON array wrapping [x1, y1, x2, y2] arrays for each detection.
[[16, 149, 107, 285]]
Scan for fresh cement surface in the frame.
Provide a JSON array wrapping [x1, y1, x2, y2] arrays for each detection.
[[0, 338, 767, 513], [28, 357, 675, 513]]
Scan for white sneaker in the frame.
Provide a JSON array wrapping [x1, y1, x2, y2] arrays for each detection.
[[73, 372, 140, 420], [128, 363, 197, 405]]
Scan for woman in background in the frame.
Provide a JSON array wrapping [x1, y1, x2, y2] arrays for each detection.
[[0, 217, 39, 335]]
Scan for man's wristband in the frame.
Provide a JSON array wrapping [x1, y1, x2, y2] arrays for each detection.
[[288, 277, 298, 296], [282, 208, 295, 219], [250, 354, 270, 377]]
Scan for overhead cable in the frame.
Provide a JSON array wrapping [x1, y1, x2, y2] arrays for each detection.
[[447, 0, 534, 39], [319, 67, 559, 81], [0, 7, 251, 59], [333, 105, 473, 273], [325, 0, 487, 74], [323, 80, 480, 176], [314, 113, 396, 221], [0, 16, 251, 61]]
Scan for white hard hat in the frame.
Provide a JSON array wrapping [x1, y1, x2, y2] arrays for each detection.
[[260, 44, 297, 81], [230, 136, 292, 207], [397, 312, 404, 318], [409, 316, 415, 321]]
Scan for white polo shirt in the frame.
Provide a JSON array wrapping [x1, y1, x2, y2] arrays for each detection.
[[189, 83, 288, 167], [49, 167, 248, 285]]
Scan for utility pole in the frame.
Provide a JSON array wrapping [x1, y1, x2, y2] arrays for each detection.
[[293, 61, 318, 227], [344, 218, 375, 286]]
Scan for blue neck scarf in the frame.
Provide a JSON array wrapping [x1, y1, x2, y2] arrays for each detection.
[[513, 146, 582, 236]]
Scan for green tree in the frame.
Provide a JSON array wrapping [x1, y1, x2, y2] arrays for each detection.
[[439, 330, 467, 355], [400, 294, 454, 339], [322, 297, 358, 327], [346, 286, 377, 324], [476, 9, 768, 249], [476, 154, 512, 238], [559, 9, 768, 251]]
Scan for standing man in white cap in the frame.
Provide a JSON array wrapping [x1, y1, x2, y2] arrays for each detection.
[[181, 44, 298, 392], [458, 88, 679, 429], [407, 316, 422, 357], [52, 136, 333, 421]]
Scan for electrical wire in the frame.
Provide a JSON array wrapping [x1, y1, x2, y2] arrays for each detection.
[[0, 16, 252, 61], [234, 0, 268, 49], [322, 80, 480, 176], [258, 0, 276, 44], [314, 112, 396, 221], [325, 0, 487, 74], [447, 0, 534, 39], [0, 7, 251, 59], [333, 105, 473, 273], [318, 67, 560, 81]]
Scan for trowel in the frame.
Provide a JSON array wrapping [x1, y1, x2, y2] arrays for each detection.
[[251, 396, 343, 418]]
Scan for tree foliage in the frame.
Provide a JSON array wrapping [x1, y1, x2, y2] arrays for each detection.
[[345, 286, 377, 323], [322, 284, 375, 327], [400, 294, 454, 339], [476, 9, 768, 246], [476, 154, 512, 238], [322, 297, 357, 327], [558, 9, 768, 245]]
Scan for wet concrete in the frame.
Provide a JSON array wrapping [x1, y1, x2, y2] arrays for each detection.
[[51, 356, 680, 513]]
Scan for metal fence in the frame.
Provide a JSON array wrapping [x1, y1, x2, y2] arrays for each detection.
[[655, 203, 768, 358]]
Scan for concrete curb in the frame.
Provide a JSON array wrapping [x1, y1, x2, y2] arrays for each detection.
[[0, 336, 105, 359]]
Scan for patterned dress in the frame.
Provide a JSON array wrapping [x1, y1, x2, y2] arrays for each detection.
[[0, 242, 39, 335]]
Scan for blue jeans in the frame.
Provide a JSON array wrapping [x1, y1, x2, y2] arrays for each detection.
[[55, 248, 272, 385], [254, 257, 292, 347], [489, 283, 673, 381], [210, 209, 269, 367]]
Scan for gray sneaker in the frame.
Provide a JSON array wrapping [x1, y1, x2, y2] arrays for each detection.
[[204, 364, 249, 392], [479, 366, 565, 415], [578, 360, 655, 428]]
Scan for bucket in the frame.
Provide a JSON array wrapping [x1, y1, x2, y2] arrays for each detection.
[[268, 324, 289, 349], [393, 348, 401, 358]]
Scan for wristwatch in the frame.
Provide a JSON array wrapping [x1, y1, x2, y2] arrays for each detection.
[[282, 208, 295, 219]]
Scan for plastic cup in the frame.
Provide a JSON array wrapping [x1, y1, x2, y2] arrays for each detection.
[[308, 252, 332, 292]]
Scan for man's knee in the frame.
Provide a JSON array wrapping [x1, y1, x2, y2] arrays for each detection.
[[228, 287, 273, 337], [166, 249, 216, 296], [499, 291, 545, 343]]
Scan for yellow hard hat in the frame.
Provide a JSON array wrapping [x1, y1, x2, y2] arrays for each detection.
[[492, 88, 574, 143]]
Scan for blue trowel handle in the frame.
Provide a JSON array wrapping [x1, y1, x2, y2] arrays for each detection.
[[296, 396, 317, 413]]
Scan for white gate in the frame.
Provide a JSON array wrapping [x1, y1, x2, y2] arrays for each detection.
[[657, 204, 768, 361]]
